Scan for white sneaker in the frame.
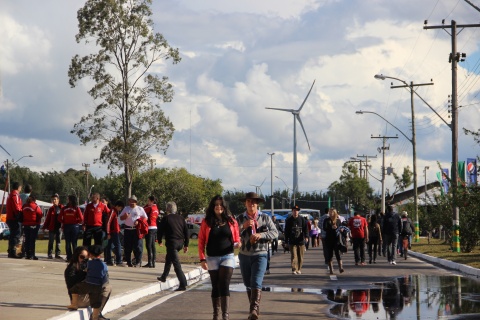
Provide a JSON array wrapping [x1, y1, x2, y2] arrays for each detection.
[[392, 261, 397, 265], [292, 271, 298, 274], [297, 270, 302, 274]]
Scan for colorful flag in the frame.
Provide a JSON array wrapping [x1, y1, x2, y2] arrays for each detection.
[[457, 161, 466, 186], [439, 168, 449, 194], [467, 158, 477, 186]]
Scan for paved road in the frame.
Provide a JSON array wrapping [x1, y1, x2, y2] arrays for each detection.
[[105, 246, 459, 320], [2, 244, 476, 320]]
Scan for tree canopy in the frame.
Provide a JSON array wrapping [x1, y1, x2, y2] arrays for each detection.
[[68, 0, 181, 198]]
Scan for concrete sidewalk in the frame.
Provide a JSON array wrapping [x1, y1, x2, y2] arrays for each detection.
[[0, 253, 208, 320]]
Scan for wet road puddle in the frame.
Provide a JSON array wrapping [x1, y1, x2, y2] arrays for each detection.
[[199, 275, 480, 319], [325, 275, 480, 319]]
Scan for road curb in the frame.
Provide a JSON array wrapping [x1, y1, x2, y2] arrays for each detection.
[[409, 250, 480, 278], [48, 266, 209, 320]]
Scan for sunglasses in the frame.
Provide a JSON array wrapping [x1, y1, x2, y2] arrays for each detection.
[[79, 255, 87, 260]]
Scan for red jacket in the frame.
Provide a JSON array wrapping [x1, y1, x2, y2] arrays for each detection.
[[136, 216, 149, 239], [83, 202, 110, 227], [144, 204, 159, 227], [58, 205, 84, 225], [106, 209, 120, 234], [198, 218, 240, 261], [22, 202, 43, 226], [43, 204, 64, 231], [348, 215, 368, 239], [6, 190, 22, 221]]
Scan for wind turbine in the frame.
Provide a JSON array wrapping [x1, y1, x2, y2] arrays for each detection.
[[266, 80, 315, 201], [250, 177, 266, 196]]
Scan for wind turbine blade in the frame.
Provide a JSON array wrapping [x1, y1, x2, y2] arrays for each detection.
[[296, 114, 311, 151], [297, 80, 316, 112], [260, 177, 266, 187], [265, 107, 295, 113]]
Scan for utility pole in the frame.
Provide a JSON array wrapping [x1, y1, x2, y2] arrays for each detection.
[[349, 158, 363, 178], [268, 153, 275, 217], [356, 154, 377, 181], [82, 163, 90, 204], [371, 135, 398, 214], [424, 19, 480, 252], [390, 80, 433, 243]]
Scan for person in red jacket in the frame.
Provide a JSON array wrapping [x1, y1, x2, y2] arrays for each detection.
[[143, 196, 159, 268], [104, 200, 124, 267], [83, 193, 110, 247], [6, 181, 23, 258], [59, 195, 84, 261], [43, 193, 64, 259], [22, 195, 43, 260], [198, 195, 240, 320], [348, 211, 369, 266]]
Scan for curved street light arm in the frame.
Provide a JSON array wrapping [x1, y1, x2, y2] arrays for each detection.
[[356, 110, 412, 143], [374, 74, 408, 86]]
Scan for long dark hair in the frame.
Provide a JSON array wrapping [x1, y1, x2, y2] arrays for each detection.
[[67, 245, 88, 266], [205, 195, 234, 227], [68, 195, 78, 208]]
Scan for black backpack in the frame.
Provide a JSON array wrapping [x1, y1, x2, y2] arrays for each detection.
[[402, 220, 412, 236]]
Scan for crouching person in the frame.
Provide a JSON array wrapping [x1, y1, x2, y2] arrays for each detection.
[[66, 245, 112, 320]]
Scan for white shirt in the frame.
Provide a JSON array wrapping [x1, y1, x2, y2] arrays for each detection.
[[120, 205, 148, 227]]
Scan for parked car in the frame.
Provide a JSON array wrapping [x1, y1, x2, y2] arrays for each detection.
[[0, 222, 10, 240], [187, 222, 200, 239]]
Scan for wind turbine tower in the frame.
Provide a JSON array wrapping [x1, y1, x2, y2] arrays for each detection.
[[266, 80, 315, 201]]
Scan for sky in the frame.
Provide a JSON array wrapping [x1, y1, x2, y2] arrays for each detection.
[[1, 0, 480, 199]]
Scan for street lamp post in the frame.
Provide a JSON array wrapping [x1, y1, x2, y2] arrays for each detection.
[[1, 152, 33, 193], [268, 153, 275, 217], [424, 166, 429, 208], [374, 74, 433, 243], [356, 110, 409, 214], [275, 176, 292, 205]]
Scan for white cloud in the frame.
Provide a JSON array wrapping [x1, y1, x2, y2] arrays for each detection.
[[1, 0, 480, 202]]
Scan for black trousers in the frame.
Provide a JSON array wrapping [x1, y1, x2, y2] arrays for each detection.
[[48, 229, 62, 256], [123, 228, 143, 265], [83, 226, 103, 247], [161, 242, 187, 288]]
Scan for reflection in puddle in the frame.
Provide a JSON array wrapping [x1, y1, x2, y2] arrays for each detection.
[[325, 275, 480, 319], [199, 275, 480, 319]]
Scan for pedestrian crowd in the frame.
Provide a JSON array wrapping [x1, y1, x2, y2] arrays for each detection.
[[5, 182, 412, 320]]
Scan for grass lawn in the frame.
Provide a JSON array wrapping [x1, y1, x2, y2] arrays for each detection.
[[2, 237, 479, 269], [412, 237, 480, 269]]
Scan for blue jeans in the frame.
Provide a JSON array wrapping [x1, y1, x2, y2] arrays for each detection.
[[6, 220, 21, 255], [384, 233, 399, 262], [105, 232, 122, 264], [64, 224, 80, 261], [238, 253, 268, 290]]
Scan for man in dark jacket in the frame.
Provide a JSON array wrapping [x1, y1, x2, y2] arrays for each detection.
[[284, 205, 308, 274], [382, 205, 402, 265], [156, 201, 189, 291]]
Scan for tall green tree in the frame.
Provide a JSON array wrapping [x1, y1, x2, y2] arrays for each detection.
[[68, 0, 181, 199], [328, 163, 375, 213]]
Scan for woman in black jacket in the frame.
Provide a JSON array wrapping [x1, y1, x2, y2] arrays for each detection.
[[322, 208, 344, 275]]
